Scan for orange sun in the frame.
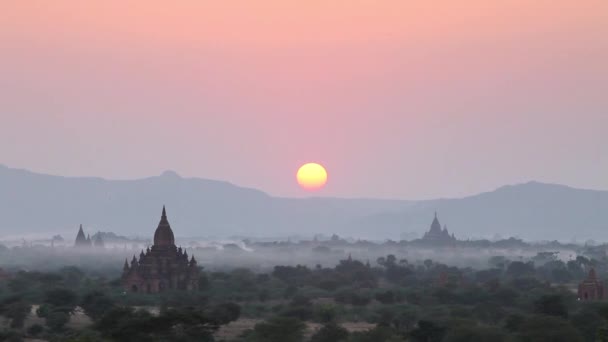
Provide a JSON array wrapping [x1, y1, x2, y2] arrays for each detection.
[[297, 163, 328, 191]]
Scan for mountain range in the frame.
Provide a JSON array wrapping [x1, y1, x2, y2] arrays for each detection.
[[1, 164, 607, 241]]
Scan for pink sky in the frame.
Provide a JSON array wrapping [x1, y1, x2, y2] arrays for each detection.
[[1, 1, 607, 198]]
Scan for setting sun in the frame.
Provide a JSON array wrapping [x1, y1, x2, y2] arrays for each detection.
[[297, 163, 328, 191]]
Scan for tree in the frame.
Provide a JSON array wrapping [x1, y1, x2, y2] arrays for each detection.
[[81, 290, 116, 321], [247, 317, 306, 342], [504, 314, 524, 332], [350, 326, 404, 342], [96, 307, 152, 341], [443, 325, 506, 342], [392, 307, 418, 333], [44, 288, 78, 310], [488, 256, 508, 269], [96, 306, 227, 342], [570, 305, 603, 342], [58, 266, 85, 287], [534, 295, 568, 318], [409, 320, 446, 342], [314, 304, 337, 323], [45, 310, 70, 331], [567, 260, 585, 279], [518, 315, 583, 342], [210, 302, 241, 325], [198, 273, 210, 291], [506, 261, 535, 278], [475, 269, 502, 283], [472, 302, 505, 324], [258, 289, 270, 302], [0, 330, 23, 342], [310, 322, 349, 342], [598, 324, 608, 342], [27, 324, 44, 337], [273, 265, 311, 285], [0, 296, 31, 329]]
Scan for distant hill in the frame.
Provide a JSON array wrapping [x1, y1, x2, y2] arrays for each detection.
[[1, 164, 607, 241]]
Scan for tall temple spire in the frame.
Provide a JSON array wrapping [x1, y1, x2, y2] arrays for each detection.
[[122, 206, 200, 293], [75, 224, 89, 247], [430, 212, 441, 233], [154, 205, 175, 247], [422, 212, 457, 242]]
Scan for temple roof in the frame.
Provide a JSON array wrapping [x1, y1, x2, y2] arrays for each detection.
[[430, 212, 442, 233], [75, 225, 86, 242], [154, 206, 175, 247], [75, 224, 91, 246]]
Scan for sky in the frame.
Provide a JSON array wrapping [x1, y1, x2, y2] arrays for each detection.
[[1, 1, 607, 199]]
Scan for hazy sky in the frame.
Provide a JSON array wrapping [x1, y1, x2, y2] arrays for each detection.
[[1, 1, 607, 199]]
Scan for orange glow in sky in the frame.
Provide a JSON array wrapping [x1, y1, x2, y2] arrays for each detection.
[[1, 1, 606, 198]]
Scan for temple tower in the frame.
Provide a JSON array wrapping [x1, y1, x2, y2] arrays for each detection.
[[122, 206, 199, 293]]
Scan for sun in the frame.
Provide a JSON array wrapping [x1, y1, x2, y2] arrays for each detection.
[[297, 163, 328, 191]]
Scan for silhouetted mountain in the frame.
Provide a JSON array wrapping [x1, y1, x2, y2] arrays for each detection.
[[357, 182, 608, 241], [1, 165, 606, 241]]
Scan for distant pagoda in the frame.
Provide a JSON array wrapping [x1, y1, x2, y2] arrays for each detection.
[[93, 232, 105, 248], [74, 225, 92, 247], [75, 225, 104, 248], [421, 212, 456, 242], [122, 206, 199, 293]]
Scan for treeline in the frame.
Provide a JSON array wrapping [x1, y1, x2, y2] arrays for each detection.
[[1, 252, 608, 341]]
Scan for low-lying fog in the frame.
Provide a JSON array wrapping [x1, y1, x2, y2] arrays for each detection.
[[0, 235, 590, 276]]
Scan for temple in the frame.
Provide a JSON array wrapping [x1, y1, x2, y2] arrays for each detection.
[[74, 224, 92, 247], [93, 233, 105, 248], [75, 225, 104, 248], [421, 213, 456, 242], [122, 206, 200, 293], [578, 268, 605, 301]]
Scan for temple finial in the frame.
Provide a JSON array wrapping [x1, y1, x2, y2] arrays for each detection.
[[162, 205, 167, 218]]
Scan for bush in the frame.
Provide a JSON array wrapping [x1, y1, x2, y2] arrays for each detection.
[[409, 320, 446, 342], [334, 289, 371, 306], [518, 315, 583, 342], [27, 324, 44, 336], [44, 287, 78, 309], [46, 310, 71, 331], [0, 297, 31, 329], [443, 325, 507, 342], [210, 302, 241, 324], [376, 290, 396, 304], [81, 290, 116, 321], [247, 316, 306, 342], [311, 322, 349, 342], [0, 329, 23, 342], [533, 295, 568, 318], [350, 326, 403, 342]]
